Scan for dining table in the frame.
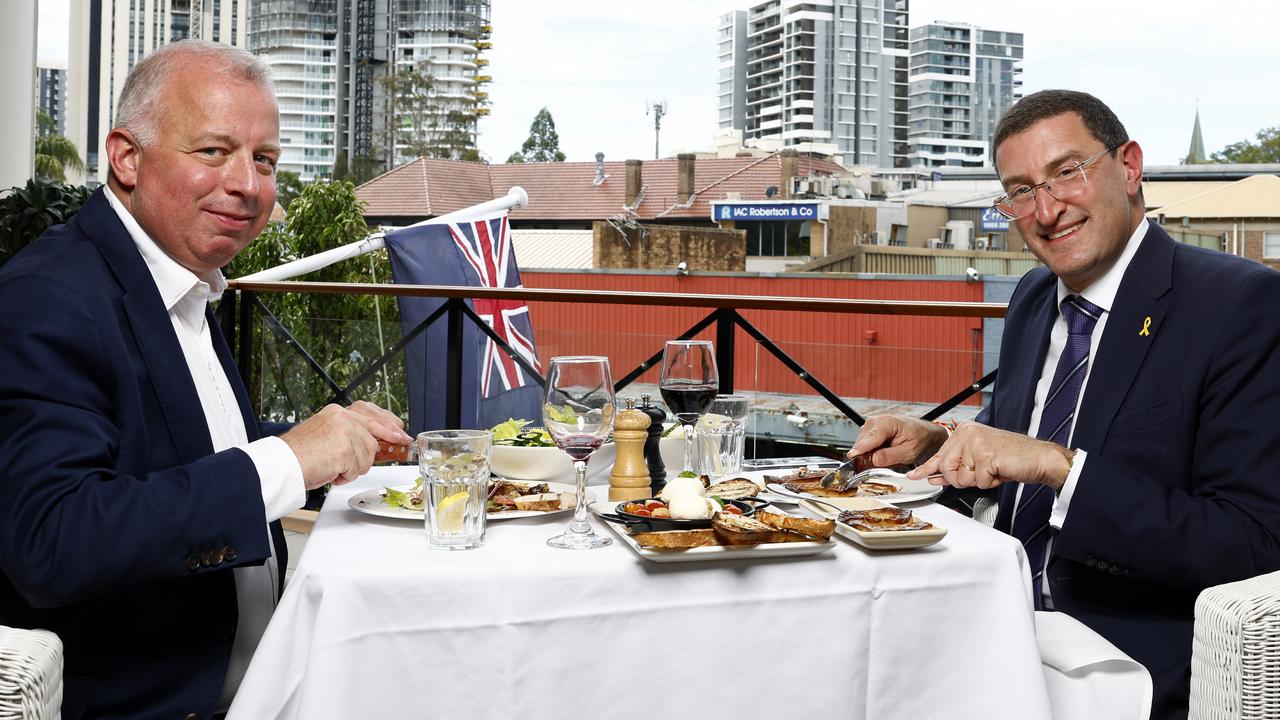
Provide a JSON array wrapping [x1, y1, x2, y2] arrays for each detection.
[[228, 464, 1054, 719]]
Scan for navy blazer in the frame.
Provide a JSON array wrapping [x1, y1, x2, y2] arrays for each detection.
[[985, 223, 1280, 719], [0, 189, 287, 719]]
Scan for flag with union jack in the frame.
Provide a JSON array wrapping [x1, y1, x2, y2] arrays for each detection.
[[384, 211, 542, 433]]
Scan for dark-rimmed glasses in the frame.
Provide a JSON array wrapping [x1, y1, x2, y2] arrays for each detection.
[[993, 144, 1122, 219]]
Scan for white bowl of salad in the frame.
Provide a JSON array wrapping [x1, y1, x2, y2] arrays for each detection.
[[489, 419, 616, 482]]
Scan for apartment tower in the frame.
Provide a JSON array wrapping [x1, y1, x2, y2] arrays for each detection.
[[249, 0, 490, 181], [717, 0, 911, 169], [66, 0, 248, 184], [906, 21, 1022, 168]]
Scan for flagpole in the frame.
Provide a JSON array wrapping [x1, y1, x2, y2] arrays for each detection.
[[236, 186, 529, 283]]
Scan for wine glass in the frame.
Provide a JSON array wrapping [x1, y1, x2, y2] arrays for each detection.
[[658, 340, 719, 478], [542, 356, 616, 550]]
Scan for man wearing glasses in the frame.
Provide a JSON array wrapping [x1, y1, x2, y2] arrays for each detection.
[[851, 90, 1280, 719]]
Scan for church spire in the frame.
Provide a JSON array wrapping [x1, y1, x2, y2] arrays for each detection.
[[1184, 104, 1206, 164]]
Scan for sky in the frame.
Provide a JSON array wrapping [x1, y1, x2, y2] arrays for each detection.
[[37, 0, 1280, 166]]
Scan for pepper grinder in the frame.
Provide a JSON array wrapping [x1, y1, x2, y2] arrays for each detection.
[[609, 397, 653, 502], [637, 393, 669, 497]]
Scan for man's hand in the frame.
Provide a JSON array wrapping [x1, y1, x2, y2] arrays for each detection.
[[908, 421, 1074, 491], [848, 414, 949, 469], [281, 402, 413, 491]]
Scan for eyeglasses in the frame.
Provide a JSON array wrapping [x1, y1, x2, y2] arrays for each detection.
[[993, 144, 1122, 220]]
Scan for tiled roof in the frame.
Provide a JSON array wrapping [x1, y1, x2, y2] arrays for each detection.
[[357, 158, 492, 218], [356, 153, 849, 223]]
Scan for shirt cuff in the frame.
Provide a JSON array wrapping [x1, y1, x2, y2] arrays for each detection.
[[1049, 448, 1086, 530], [241, 436, 307, 522]]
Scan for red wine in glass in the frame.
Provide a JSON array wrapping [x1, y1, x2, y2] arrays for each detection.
[[659, 384, 718, 425], [555, 434, 604, 462]]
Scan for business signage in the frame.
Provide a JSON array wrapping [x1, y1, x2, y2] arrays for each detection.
[[713, 203, 819, 222], [980, 206, 1010, 232]]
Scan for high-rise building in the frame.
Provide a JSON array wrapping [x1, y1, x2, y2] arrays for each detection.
[[37, 67, 68, 137], [249, 0, 490, 182], [906, 21, 1022, 169], [66, 0, 247, 184], [717, 0, 911, 169]]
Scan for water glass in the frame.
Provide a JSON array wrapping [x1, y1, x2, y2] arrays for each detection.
[[695, 394, 750, 481], [417, 429, 491, 550]]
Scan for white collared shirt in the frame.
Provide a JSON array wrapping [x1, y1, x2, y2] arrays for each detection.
[[104, 187, 305, 709], [1018, 217, 1149, 606]]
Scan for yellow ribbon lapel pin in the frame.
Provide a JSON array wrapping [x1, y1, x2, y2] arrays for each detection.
[[1139, 316, 1152, 336]]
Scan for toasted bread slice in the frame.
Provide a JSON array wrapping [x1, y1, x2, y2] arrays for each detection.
[[712, 512, 810, 545], [754, 508, 835, 541], [705, 478, 760, 500], [513, 493, 564, 512], [629, 528, 721, 549]]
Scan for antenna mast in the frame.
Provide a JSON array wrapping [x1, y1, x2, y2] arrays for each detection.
[[646, 99, 668, 159]]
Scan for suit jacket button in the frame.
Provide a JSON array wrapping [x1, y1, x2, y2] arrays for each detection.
[[185, 714, 201, 720], [201, 550, 216, 567], [1109, 565, 1123, 575], [186, 554, 201, 572], [224, 545, 238, 562], [211, 548, 225, 564]]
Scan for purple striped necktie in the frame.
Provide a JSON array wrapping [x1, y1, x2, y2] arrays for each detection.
[[1015, 295, 1102, 609]]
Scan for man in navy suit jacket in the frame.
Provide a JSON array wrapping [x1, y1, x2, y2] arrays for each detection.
[[0, 41, 411, 719], [850, 90, 1280, 719]]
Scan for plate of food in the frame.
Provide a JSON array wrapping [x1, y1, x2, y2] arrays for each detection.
[[348, 478, 592, 521], [591, 502, 837, 563], [797, 497, 946, 550], [488, 419, 615, 482], [762, 465, 943, 504]]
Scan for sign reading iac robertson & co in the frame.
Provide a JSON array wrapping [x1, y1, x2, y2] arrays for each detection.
[[712, 202, 819, 222]]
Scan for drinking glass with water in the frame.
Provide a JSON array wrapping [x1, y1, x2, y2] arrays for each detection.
[[695, 394, 750, 481]]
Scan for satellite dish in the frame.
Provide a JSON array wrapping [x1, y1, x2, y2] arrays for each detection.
[[764, 186, 778, 198]]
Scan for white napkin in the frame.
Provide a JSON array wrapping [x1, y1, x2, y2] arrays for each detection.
[[1034, 611, 1153, 720]]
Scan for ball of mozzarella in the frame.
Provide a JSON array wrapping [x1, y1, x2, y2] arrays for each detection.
[[659, 475, 705, 503], [668, 492, 712, 520]]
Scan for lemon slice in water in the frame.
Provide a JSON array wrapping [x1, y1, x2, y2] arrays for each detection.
[[435, 491, 470, 533]]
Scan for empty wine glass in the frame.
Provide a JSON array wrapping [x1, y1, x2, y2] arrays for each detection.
[[658, 340, 719, 478], [543, 356, 616, 549]]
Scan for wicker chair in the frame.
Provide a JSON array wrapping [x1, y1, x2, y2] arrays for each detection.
[[0, 625, 62, 720], [1190, 571, 1280, 720]]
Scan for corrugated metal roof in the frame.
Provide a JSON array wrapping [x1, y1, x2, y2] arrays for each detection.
[[898, 184, 1004, 208], [1141, 181, 1234, 209], [512, 229, 593, 270], [1147, 174, 1280, 219]]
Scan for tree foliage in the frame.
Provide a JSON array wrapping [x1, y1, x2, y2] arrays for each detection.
[[225, 180, 403, 422], [506, 107, 566, 163], [1210, 126, 1280, 163], [275, 169, 304, 211], [0, 178, 92, 267], [34, 109, 85, 182], [380, 60, 481, 164]]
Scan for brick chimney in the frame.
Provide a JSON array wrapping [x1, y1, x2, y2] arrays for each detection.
[[625, 159, 643, 207], [677, 153, 696, 204], [780, 148, 799, 200]]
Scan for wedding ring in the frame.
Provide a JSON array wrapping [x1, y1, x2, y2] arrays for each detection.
[[958, 463, 974, 472]]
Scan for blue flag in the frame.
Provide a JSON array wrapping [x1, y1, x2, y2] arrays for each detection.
[[384, 212, 543, 434]]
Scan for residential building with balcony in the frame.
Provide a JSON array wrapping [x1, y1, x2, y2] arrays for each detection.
[[249, 0, 490, 181], [906, 21, 1022, 169], [37, 67, 67, 137], [66, 0, 244, 184], [717, 0, 911, 169]]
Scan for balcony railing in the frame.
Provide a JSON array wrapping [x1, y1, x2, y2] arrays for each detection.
[[218, 280, 1008, 450]]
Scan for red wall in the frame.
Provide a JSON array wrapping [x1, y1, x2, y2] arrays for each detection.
[[521, 272, 985, 406]]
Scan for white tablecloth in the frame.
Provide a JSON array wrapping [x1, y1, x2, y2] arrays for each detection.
[[229, 467, 1052, 720]]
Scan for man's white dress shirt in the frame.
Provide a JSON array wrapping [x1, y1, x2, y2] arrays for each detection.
[[105, 188, 305, 709]]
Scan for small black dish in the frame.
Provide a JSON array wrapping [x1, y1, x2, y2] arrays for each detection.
[[596, 496, 770, 532]]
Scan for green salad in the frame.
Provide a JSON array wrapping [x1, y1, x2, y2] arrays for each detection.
[[490, 418, 556, 447]]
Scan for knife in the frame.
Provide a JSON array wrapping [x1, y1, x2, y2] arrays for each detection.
[[820, 462, 936, 494]]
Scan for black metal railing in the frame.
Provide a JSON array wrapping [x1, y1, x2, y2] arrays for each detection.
[[219, 280, 1007, 430]]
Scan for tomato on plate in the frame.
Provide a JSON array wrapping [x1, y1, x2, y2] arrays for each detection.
[[721, 504, 743, 515]]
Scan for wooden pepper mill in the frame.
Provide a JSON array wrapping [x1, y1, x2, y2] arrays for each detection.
[[609, 397, 653, 502]]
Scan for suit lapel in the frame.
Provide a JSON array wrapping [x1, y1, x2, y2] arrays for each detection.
[[1003, 280, 1058, 434], [1072, 224, 1173, 453]]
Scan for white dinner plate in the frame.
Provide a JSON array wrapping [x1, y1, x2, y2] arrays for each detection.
[[589, 502, 836, 563], [760, 473, 944, 505], [348, 481, 593, 522], [797, 497, 946, 551]]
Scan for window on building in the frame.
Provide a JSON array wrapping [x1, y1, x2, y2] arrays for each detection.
[[743, 220, 810, 257], [1265, 232, 1280, 259]]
